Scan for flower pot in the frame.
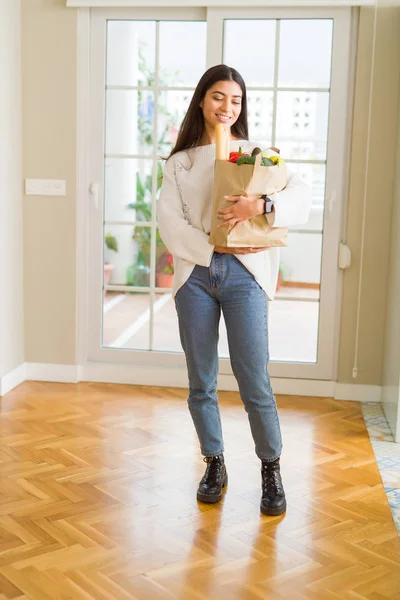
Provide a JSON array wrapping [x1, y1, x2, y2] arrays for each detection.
[[156, 273, 174, 288]]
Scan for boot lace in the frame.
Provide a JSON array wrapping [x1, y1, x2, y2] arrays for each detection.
[[202, 455, 224, 485], [262, 461, 284, 495]]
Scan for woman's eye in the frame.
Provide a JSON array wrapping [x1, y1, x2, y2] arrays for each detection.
[[214, 97, 240, 105]]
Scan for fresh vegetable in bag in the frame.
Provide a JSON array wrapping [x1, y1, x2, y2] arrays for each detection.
[[210, 124, 289, 248]]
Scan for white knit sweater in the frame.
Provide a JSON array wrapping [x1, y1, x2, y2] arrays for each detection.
[[157, 140, 312, 300]]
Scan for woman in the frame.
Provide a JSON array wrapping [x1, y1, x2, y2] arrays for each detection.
[[158, 64, 311, 516]]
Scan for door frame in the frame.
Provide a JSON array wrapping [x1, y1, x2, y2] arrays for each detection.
[[76, 5, 357, 383]]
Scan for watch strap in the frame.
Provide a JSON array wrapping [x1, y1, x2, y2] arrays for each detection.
[[261, 195, 274, 214]]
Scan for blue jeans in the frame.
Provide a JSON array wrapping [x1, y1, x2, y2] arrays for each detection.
[[175, 252, 283, 461]]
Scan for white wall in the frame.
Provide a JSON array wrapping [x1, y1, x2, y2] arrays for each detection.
[[21, 0, 77, 366], [0, 0, 24, 382], [381, 93, 400, 442]]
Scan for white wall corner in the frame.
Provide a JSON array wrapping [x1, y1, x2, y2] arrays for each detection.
[[381, 379, 400, 442], [0, 363, 26, 397]]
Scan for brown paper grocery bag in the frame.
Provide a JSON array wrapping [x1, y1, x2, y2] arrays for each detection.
[[209, 150, 289, 248]]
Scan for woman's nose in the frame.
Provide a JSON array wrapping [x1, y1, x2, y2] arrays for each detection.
[[221, 99, 230, 113]]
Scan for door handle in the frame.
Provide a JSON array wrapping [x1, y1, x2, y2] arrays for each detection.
[[89, 182, 99, 210]]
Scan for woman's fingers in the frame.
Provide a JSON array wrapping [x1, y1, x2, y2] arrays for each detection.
[[218, 196, 242, 217], [217, 217, 240, 228], [233, 246, 269, 254], [217, 212, 234, 221], [218, 208, 235, 218], [214, 246, 269, 254], [223, 195, 242, 202], [230, 219, 245, 232]]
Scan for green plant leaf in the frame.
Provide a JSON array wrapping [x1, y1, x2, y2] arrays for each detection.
[[157, 162, 164, 189], [127, 201, 151, 221], [105, 233, 118, 252], [136, 172, 145, 201]]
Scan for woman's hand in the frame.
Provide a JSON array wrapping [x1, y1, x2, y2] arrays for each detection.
[[214, 246, 269, 255], [217, 194, 264, 229]]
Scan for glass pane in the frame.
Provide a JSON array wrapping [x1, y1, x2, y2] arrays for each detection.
[[156, 229, 174, 288], [269, 298, 319, 363], [153, 292, 180, 352], [279, 19, 333, 89], [106, 21, 156, 87], [224, 20, 276, 87], [103, 292, 150, 350], [275, 91, 329, 160], [218, 313, 229, 359], [286, 162, 326, 231], [272, 233, 322, 363], [280, 232, 322, 288], [105, 90, 154, 155], [103, 225, 151, 287], [157, 90, 192, 156], [216, 247, 321, 363], [159, 21, 206, 87], [104, 158, 153, 222], [247, 91, 274, 145]]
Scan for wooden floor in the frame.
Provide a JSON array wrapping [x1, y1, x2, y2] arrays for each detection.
[[0, 382, 399, 600]]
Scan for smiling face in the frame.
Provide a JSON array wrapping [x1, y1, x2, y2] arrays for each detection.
[[199, 79, 243, 140]]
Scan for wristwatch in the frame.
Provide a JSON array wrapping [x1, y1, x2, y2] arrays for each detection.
[[261, 194, 274, 214]]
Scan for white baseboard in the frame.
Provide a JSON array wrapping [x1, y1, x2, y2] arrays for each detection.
[[334, 383, 381, 403], [79, 362, 189, 388], [0, 361, 383, 403], [0, 363, 26, 396], [25, 363, 80, 384]]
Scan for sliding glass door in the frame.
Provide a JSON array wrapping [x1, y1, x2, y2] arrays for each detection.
[[87, 6, 352, 381]]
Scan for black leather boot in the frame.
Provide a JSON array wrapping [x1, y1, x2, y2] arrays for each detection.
[[260, 457, 286, 516], [197, 454, 228, 503]]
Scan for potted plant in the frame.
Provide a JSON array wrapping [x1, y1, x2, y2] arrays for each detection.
[[104, 233, 118, 293], [156, 251, 174, 288], [126, 162, 166, 287], [123, 43, 183, 288]]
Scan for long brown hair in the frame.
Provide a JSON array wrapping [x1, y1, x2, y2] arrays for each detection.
[[165, 64, 249, 161]]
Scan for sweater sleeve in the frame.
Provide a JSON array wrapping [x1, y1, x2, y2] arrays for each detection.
[[266, 168, 312, 228], [157, 158, 215, 267]]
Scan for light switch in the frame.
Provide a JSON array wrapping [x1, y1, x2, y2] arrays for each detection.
[[25, 179, 66, 196]]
